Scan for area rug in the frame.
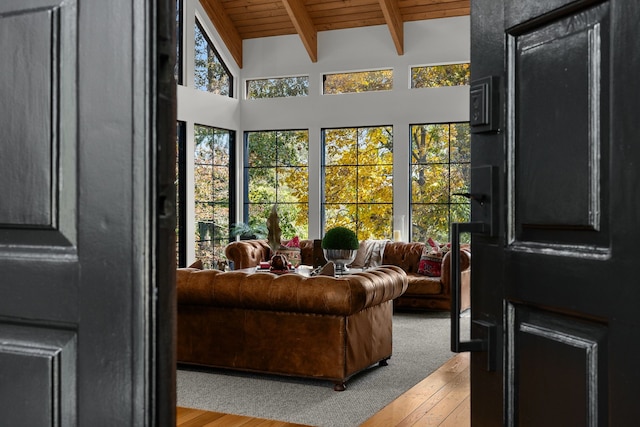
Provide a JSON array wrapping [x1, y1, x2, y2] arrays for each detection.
[[177, 311, 468, 427]]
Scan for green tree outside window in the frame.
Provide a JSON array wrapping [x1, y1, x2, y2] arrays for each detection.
[[194, 125, 233, 268], [411, 123, 471, 243], [194, 19, 232, 96], [245, 130, 309, 239], [323, 126, 393, 241]]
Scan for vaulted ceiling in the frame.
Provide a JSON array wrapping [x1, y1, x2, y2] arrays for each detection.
[[199, 0, 470, 68]]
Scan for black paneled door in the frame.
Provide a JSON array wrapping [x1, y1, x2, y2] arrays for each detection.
[[0, 0, 175, 425], [468, 0, 640, 425]]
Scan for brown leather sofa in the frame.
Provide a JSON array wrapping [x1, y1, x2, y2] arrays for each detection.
[[225, 239, 470, 312], [382, 242, 470, 312], [176, 265, 408, 390], [224, 238, 322, 269]]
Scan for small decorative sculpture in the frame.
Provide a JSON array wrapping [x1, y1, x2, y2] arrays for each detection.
[[266, 204, 300, 270], [269, 253, 288, 272], [266, 204, 282, 253]]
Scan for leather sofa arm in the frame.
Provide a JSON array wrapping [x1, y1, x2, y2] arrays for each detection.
[[225, 239, 271, 269], [440, 248, 471, 295]]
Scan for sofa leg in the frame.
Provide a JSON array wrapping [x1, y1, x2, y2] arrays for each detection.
[[379, 357, 390, 367], [333, 382, 346, 392]]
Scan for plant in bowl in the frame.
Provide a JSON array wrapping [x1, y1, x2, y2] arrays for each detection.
[[321, 227, 359, 273]]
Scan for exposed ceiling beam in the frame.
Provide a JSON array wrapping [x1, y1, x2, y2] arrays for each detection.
[[281, 0, 318, 63], [378, 0, 404, 55], [200, 0, 243, 68]]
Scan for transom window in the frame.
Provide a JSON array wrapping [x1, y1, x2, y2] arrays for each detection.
[[410, 122, 470, 243], [323, 126, 393, 240], [194, 124, 235, 268], [323, 69, 393, 94], [245, 130, 309, 239], [246, 76, 309, 99], [411, 63, 470, 88], [194, 18, 233, 96]]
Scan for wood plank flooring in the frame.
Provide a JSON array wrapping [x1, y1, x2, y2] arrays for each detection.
[[177, 352, 470, 427]]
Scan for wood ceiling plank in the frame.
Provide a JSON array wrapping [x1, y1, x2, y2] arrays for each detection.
[[314, 11, 385, 26], [224, 0, 285, 16], [403, 3, 470, 22], [405, 8, 470, 22], [401, 0, 470, 12], [201, 0, 244, 68], [315, 17, 387, 32], [308, 4, 383, 20], [242, 28, 297, 39], [378, 0, 404, 55], [306, 0, 380, 12], [400, 0, 470, 19], [398, 0, 465, 6], [234, 14, 294, 28], [281, 0, 318, 62]]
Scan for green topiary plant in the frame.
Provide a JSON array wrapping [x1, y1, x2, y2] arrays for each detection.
[[321, 226, 359, 250]]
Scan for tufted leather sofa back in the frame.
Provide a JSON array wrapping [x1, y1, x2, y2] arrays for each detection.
[[225, 239, 319, 269], [177, 265, 407, 316]]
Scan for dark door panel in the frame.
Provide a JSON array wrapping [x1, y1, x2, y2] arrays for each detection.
[[508, 2, 610, 250], [0, 0, 175, 424], [469, 0, 640, 425]]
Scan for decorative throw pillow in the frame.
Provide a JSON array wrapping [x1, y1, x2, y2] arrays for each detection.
[[317, 261, 335, 276], [349, 240, 370, 268], [272, 235, 301, 267], [188, 259, 203, 269], [417, 238, 444, 277]]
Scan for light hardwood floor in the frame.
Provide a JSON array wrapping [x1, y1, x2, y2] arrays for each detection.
[[177, 352, 470, 427]]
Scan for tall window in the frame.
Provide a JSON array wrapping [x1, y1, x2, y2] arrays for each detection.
[[194, 18, 233, 96], [323, 126, 393, 240], [194, 124, 235, 268], [410, 123, 471, 243], [176, 121, 186, 267], [245, 130, 309, 239]]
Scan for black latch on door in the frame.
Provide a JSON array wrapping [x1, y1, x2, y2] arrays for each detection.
[[450, 165, 498, 371]]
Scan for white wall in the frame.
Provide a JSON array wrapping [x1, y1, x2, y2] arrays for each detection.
[[177, 5, 470, 259]]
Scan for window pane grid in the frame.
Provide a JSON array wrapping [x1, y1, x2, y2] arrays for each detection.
[[323, 126, 393, 241], [410, 122, 470, 243], [245, 130, 309, 239], [194, 124, 234, 268]]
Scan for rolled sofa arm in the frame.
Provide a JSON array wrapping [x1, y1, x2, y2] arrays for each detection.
[[440, 248, 471, 294], [225, 239, 271, 269]]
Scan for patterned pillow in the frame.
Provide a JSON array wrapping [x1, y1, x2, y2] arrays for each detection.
[[417, 238, 448, 277]]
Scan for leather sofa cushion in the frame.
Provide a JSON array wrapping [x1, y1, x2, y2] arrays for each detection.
[[406, 274, 442, 295]]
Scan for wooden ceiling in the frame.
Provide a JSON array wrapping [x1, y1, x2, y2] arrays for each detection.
[[199, 0, 470, 68]]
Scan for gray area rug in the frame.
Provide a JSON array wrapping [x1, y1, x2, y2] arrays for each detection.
[[177, 311, 469, 427]]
